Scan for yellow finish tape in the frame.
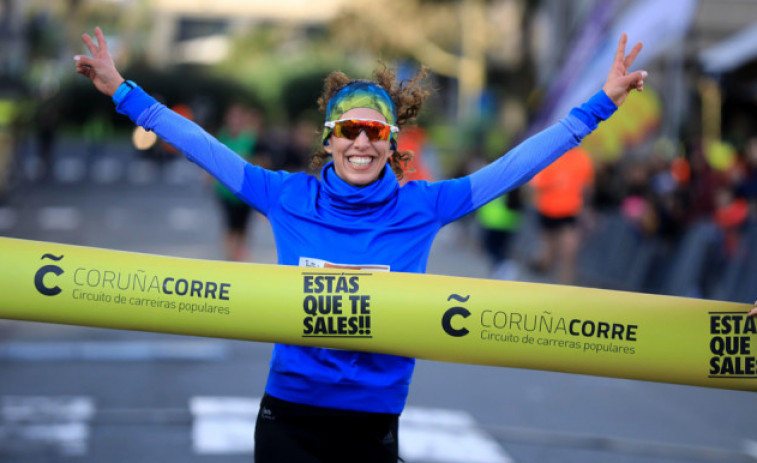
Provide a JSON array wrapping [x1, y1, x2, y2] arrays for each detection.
[[2, 237, 755, 391]]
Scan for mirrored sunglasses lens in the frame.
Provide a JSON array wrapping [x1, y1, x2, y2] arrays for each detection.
[[370, 124, 391, 140], [361, 124, 383, 140], [335, 121, 361, 139], [335, 121, 390, 141]]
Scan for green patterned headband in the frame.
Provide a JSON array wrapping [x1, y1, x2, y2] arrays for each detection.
[[323, 80, 398, 146]]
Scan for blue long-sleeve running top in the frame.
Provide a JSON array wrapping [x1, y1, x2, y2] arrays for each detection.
[[114, 84, 616, 414]]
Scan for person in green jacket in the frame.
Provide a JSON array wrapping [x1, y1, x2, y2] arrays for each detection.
[[476, 188, 523, 280], [213, 103, 268, 261]]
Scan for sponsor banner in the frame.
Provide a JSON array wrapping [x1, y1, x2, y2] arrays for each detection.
[[1, 237, 754, 391]]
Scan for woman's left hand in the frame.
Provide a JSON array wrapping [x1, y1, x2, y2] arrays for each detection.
[[602, 33, 646, 107]]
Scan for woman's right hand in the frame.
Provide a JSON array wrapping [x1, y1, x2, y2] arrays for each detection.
[[74, 26, 124, 97]]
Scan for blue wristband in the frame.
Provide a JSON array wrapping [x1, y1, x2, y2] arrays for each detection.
[[115, 84, 159, 123], [112, 80, 136, 105], [568, 90, 617, 131]]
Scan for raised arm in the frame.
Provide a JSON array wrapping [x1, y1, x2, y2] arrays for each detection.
[[466, 34, 646, 209], [74, 28, 245, 187], [73, 27, 284, 215]]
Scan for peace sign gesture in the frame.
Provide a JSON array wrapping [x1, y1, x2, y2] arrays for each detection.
[[74, 27, 124, 97], [602, 34, 646, 107]]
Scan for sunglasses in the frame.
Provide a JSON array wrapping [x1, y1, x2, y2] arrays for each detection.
[[324, 119, 399, 142]]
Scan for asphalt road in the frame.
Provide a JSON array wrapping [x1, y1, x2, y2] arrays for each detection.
[[0, 138, 755, 463]]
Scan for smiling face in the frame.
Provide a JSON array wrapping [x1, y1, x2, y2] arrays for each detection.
[[324, 107, 395, 187]]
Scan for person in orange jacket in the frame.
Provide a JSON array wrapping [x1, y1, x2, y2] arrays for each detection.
[[529, 146, 594, 284]]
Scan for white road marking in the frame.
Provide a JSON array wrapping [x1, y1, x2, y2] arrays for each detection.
[[38, 206, 81, 231], [168, 207, 204, 231], [190, 397, 259, 454], [190, 397, 259, 416], [744, 439, 757, 459], [189, 396, 514, 462], [0, 207, 17, 229], [2, 396, 94, 421], [0, 341, 229, 362], [0, 396, 94, 456], [54, 158, 87, 184], [165, 161, 200, 185], [91, 157, 123, 184], [103, 207, 129, 230], [4, 423, 90, 455], [400, 407, 514, 463], [127, 159, 159, 184]]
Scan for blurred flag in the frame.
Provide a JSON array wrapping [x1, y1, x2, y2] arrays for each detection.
[[533, 0, 698, 131]]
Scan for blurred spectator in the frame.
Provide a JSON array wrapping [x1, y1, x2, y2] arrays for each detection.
[[529, 146, 594, 284], [687, 140, 726, 221], [213, 103, 269, 262], [476, 188, 523, 280], [82, 108, 113, 160], [0, 97, 16, 200], [713, 185, 748, 257], [33, 96, 59, 181], [397, 126, 433, 184], [620, 160, 656, 236], [648, 153, 688, 242], [277, 118, 315, 172], [736, 137, 757, 219], [592, 160, 623, 212]]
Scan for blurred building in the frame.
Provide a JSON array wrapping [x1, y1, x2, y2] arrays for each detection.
[[0, 0, 28, 79], [147, 0, 352, 66], [535, 0, 757, 145], [695, 0, 757, 144], [0, 0, 756, 139]]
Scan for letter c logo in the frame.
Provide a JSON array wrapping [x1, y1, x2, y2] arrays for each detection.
[[35, 265, 64, 296], [35, 254, 65, 296], [442, 307, 471, 337]]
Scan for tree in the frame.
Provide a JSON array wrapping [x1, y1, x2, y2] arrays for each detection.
[[330, 0, 527, 121]]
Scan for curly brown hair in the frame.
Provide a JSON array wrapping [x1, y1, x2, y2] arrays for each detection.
[[311, 65, 430, 181]]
